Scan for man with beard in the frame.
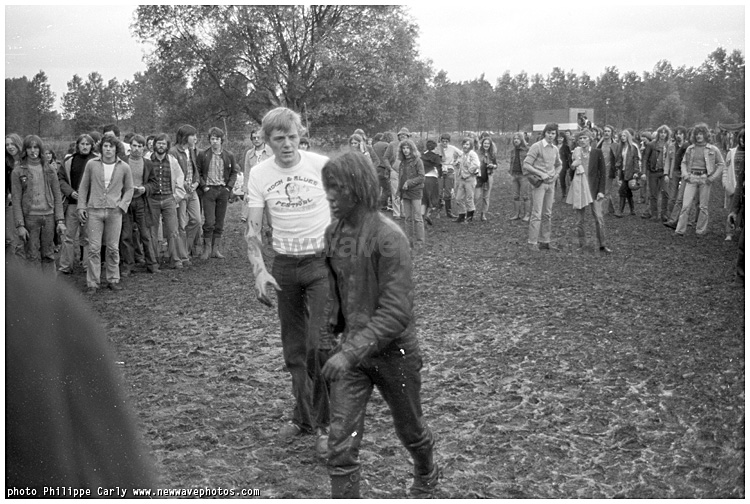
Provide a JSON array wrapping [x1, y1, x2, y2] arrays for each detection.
[[170, 124, 202, 265], [148, 133, 185, 269], [121, 135, 160, 274], [58, 134, 97, 274]]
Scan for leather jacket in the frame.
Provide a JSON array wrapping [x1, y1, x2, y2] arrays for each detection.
[[323, 212, 419, 366]]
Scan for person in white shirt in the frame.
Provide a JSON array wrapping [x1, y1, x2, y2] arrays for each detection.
[[245, 107, 331, 458]]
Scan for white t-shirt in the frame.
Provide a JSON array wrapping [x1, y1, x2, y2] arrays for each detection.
[[103, 162, 116, 188], [245, 150, 330, 255]]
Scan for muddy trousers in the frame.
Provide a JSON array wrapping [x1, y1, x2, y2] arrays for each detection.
[[327, 348, 434, 497]]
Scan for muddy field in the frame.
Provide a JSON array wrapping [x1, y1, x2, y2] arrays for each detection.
[[69, 171, 744, 498]]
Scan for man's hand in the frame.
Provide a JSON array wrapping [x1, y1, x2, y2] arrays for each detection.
[[596, 192, 605, 200], [56, 222, 67, 237], [575, 166, 585, 175], [255, 269, 281, 307], [70, 191, 78, 201], [77, 209, 88, 224], [16, 226, 29, 242], [321, 352, 351, 381]]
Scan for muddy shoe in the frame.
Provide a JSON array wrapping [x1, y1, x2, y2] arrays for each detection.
[[279, 422, 304, 440], [409, 463, 439, 498], [315, 427, 329, 459]]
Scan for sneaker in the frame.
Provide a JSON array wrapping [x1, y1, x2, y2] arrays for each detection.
[[315, 428, 329, 459], [279, 422, 304, 440]]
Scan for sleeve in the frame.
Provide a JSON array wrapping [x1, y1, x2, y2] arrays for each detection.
[[119, 164, 134, 213], [11, 169, 24, 227], [226, 152, 238, 190], [709, 147, 725, 184], [50, 170, 64, 221], [731, 169, 744, 213], [406, 158, 425, 187], [244, 168, 266, 208], [522, 144, 539, 176], [77, 162, 92, 210], [57, 161, 73, 197]]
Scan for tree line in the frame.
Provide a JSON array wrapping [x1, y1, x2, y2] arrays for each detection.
[[5, 6, 744, 140]]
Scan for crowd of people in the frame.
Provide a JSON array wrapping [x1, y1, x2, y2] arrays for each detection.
[[4, 110, 744, 497]]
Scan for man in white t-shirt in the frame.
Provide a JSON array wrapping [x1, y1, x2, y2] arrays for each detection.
[[245, 107, 331, 458]]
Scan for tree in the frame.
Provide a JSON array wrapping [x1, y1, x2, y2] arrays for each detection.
[[649, 91, 687, 127], [132, 5, 431, 132], [29, 71, 55, 136]]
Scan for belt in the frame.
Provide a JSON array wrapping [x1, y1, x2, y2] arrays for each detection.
[[690, 170, 707, 175]]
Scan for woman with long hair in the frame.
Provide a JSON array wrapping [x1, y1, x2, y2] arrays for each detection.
[[398, 139, 425, 251], [508, 132, 530, 221], [6, 133, 24, 255], [474, 137, 498, 221], [615, 129, 642, 217]]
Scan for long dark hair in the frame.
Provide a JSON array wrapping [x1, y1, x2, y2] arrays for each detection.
[[322, 151, 379, 212]]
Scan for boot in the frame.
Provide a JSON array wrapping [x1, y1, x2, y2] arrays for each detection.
[[211, 237, 225, 259], [454, 213, 465, 223], [330, 473, 360, 499], [466, 210, 474, 221], [509, 200, 521, 220], [628, 197, 635, 215], [480, 212, 487, 222], [200, 238, 212, 260], [521, 200, 531, 222], [615, 197, 625, 218], [445, 199, 456, 219], [410, 437, 438, 497]]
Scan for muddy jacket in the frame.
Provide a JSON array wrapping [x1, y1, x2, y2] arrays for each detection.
[[323, 212, 419, 367]]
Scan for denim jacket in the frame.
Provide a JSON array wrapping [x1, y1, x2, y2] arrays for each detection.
[[323, 212, 419, 367], [11, 163, 64, 227], [680, 143, 725, 183]]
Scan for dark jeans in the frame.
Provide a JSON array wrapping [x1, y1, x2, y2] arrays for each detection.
[[121, 196, 157, 269], [201, 186, 229, 239], [327, 346, 434, 478], [272, 254, 330, 432], [23, 213, 55, 269]]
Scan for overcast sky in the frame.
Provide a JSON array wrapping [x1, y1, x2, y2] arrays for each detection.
[[4, 3, 745, 112]]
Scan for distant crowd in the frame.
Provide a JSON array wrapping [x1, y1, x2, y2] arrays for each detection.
[[4, 118, 745, 290]]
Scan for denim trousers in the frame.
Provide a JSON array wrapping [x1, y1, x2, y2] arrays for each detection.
[[59, 202, 88, 271], [511, 173, 530, 201], [272, 254, 330, 432], [474, 175, 494, 214], [178, 190, 201, 258], [327, 347, 434, 478], [454, 176, 477, 214], [665, 174, 681, 218], [438, 173, 455, 201], [201, 186, 229, 240], [120, 196, 157, 269], [575, 199, 606, 247], [149, 195, 180, 264], [646, 171, 668, 217], [676, 177, 711, 235], [389, 167, 402, 218], [402, 197, 424, 248], [86, 208, 123, 287], [528, 182, 555, 245], [23, 213, 55, 269]]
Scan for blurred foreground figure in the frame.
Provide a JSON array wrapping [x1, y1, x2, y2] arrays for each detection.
[[6, 261, 155, 496], [321, 151, 438, 498]]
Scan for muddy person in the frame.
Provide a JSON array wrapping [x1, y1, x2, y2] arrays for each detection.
[[320, 151, 438, 498], [244, 107, 331, 457]]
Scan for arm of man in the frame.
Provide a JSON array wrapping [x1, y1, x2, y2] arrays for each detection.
[[708, 147, 726, 185], [119, 164, 134, 213], [57, 161, 74, 198], [244, 206, 280, 307], [226, 152, 239, 191], [76, 162, 92, 223], [522, 143, 546, 179]]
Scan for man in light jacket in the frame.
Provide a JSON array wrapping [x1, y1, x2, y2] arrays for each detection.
[[77, 135, 134, 292]]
